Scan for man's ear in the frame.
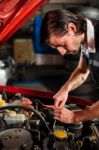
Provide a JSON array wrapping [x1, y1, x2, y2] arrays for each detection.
[[66, 23, 77, 33]]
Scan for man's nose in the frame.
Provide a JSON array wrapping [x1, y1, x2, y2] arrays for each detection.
[[57, 47, 62, 54], [57, 47, 66, 56]]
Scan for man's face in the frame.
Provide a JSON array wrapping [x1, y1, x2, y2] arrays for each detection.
[[48, 31, 83, 56]]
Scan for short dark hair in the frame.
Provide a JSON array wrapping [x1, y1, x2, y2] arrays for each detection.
[[40, 9, 86, 45]]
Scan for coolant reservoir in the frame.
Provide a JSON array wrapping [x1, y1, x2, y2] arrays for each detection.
[[53, 129, 68, 140], [4, 111, 26, 126]]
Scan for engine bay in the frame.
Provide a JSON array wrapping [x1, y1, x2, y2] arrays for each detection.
[[0, 86, 99, 150]]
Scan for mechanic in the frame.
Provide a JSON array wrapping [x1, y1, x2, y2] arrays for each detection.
[[40, 9, 99, 124]]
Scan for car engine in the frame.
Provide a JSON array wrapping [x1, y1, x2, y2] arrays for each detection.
[[0, 89, 99, 150]]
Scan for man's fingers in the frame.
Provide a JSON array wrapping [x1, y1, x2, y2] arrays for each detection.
[[53, 112, 61, 118], [54, 116, 61, 121], [55, 100, 65, 108], [44, 105, 56, 109], [54, 99, 63, 107], [54, 100, 59, 107], [60, 100, 65, 108]]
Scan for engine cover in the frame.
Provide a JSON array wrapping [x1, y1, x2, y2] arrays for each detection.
[[0, 128, 33, 149]]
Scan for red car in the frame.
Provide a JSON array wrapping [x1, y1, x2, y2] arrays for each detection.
[[0, 1, 98, 150]]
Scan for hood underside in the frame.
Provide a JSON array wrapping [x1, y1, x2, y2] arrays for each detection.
[[0, 0, 48, 46]]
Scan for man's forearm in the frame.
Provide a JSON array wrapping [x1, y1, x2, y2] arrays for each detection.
[[74, 101, 99, 123], [65, 68, 89, 92]]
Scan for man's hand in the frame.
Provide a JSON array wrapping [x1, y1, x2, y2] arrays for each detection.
[[44, 105, 75, 124], [53, 87, 69, 108], [53, 107, 75, 124]]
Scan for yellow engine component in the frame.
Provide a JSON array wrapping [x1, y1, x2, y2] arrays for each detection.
[[0, 99, 6, 107], [53, 129, 68, 139]]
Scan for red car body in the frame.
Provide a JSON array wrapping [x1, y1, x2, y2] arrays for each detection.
[[0, 0, 48, 46]]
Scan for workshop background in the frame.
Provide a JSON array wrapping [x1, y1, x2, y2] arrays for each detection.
[[0, 0, 99, 102]]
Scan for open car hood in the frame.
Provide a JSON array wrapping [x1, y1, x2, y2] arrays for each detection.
[[0, 0, 48, 46], [0, 0, 93, 107]]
